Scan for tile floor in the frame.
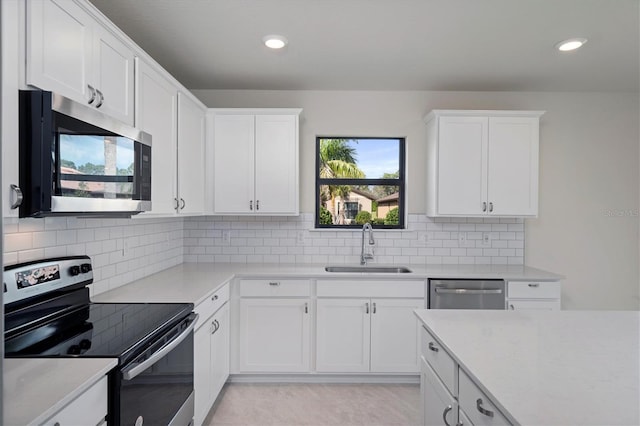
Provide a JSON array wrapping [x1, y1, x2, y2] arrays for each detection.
[[204, 383, 420, 426]]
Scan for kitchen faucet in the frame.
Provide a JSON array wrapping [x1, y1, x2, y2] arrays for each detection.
[[360, 223, 375, 265]]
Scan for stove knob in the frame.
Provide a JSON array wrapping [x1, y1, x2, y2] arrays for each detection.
[[80, 263, 92, 273], [67, 345, 81, 355], [69, 265, 80, 276], [79, 339, 92, 350]]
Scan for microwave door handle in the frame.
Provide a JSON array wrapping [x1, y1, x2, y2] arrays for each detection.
[[434, 288, 503, 295], [121, 313, 198, 381]]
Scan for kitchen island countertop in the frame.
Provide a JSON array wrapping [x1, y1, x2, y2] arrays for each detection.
[[415, 309, 640, 425]]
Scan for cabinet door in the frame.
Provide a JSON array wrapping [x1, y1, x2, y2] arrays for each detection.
[[421, 358, 457, 426], [92, 25, 134, 125], [316, 299, 370, 373], [27, 0, 93, 105], [487, 117, 539, 216], [254, 115, 298, 214], [2, 0, 20, 218], [212, 115, 255, 214], [177, 92, 206, 214], [211, 303, 230, 402], [370, 299, 423, 373], [135, 58, 178, 215], [437, 116, 488, 215], [194, 321, 213, 426], [239, 298, 310, 372]]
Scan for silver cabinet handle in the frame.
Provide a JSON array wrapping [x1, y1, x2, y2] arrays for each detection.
[[372, 302, 376, 314], [10, 184, 23, 209], [476, 398, 494, 418], [269, 281, 280, 286], [96, 89, 104, 108], [482, 201, 487, 212], [256, 200, 260, 210], [509, 304, 515, 310], [428, 342, 439, 352], [174, 198, 179, 210], [212, 319, 219, 335], [365, 302, 369, 314], [180, 198, 185, 209], [442, 405, 453, 426], [249, 200, 253, 210], [528, 283, 540, 288], [304, 302, 308, 314], [87, 84, 96, 104], [212, 294, 219, 301], [489, 202, 494, 212]]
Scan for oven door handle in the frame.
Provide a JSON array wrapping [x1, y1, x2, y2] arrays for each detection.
[[434, 288, 503, 295], [122, 313, 198, 381]]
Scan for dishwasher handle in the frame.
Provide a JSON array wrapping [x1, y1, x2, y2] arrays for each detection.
[[434, 287, 503, 295], [122, 313, 198, 381]]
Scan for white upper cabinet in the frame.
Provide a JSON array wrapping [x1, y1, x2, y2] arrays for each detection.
[[135, 58, 178, 215], [425, 110, 543, 217], [209, 109, 302, 215], [26, 0, 134, 125], [177, 92, 206, 215]]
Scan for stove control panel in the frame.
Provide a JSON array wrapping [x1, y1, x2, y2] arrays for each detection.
[[3, 256, 94, 306]]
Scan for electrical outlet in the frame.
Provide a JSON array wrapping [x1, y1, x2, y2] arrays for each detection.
[[458, 232, 466, 243], [482, 232, 491, 246], [222, 230, 231, 244]]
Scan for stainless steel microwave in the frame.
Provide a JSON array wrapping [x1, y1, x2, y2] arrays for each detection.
[[19, 90, 151, 217]]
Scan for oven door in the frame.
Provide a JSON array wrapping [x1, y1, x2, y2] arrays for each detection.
[[116, 313, 197, 426]]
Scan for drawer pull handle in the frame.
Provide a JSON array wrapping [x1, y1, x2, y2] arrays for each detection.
[[489, 202, 494, 212], [372, 302, 376, 314], [442, 405, 453, 426], [476, 398, 494, 418], [509, 304, 515, 310], [428, 342, 439, 352], [212, 294, 219, 301], [304, 302, 308, 314], [269, 282, 280, 286], [528, 283, 540, 288], [482, 202, 487, 212], [365, 302, 369, 314]]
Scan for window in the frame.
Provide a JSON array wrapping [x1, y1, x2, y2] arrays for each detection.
[[315, 137, 405, 229]]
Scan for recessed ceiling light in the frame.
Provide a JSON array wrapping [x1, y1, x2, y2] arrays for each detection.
[[263, 35, 288, 49], [555, 38, 587, 52]]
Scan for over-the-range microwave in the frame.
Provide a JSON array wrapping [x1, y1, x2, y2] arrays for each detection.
[[19, 90, 152, 218]]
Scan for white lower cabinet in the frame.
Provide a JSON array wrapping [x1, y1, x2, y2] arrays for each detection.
[[42, 375, 108, 426], [506, 281, 561, 311], [239, 298, 311, 372], [194, 284, 230, 426], [316, 298, 423, 373], [421, 357, 457, 426]]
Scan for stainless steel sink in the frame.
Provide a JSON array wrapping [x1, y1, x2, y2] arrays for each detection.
[[324, 265, 413, 273]]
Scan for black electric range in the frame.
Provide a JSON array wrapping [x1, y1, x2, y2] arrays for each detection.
[[4, 256, 197, 426]]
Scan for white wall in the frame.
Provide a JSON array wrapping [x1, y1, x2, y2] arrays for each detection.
[[193, 89, 640, 310]]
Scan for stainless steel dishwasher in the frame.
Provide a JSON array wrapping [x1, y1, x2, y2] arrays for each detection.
[[428, 279, 506, 309]]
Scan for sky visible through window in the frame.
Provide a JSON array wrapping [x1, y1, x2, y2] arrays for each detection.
[[346, 139, 399, 178]]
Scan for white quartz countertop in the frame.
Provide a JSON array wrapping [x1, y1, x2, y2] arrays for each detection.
[[415, 310, 640, 425], [4, 358, 117, 426], [93, 262, 562, 304]]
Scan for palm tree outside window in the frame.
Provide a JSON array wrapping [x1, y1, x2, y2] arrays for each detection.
[[315, 137, 406, 229]]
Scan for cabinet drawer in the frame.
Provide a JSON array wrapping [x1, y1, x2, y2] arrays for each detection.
[[239, 279, 311, 297], [507, 281, 560, 299], [195, 282, 230, 329], [507, 299, 560, 311], [317, 280, 425, 298], [459, 369, 510, 426], [421, 326, 456, 395], [43, 376, 108, 426]]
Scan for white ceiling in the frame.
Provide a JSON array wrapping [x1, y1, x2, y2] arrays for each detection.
[[89, 0, 639, 92]]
